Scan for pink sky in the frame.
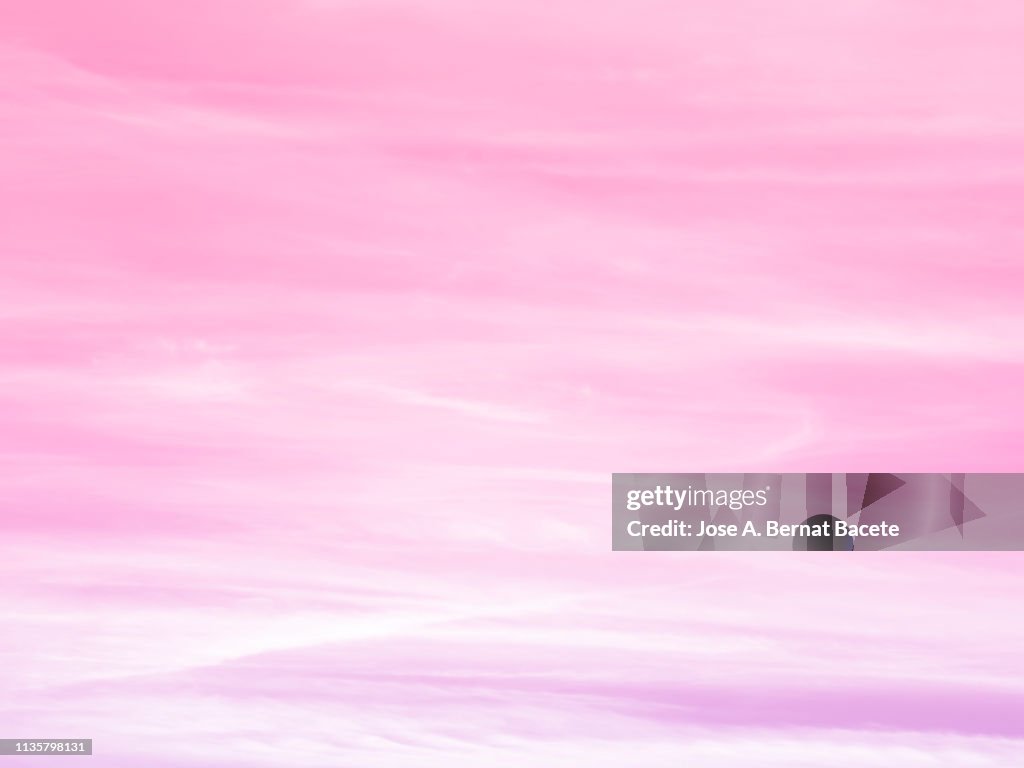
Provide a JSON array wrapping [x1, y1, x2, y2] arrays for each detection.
[[1, 1, 1023, 765]]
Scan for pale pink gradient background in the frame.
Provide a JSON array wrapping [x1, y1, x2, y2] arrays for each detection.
[[2, 1, 1024, 765]]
